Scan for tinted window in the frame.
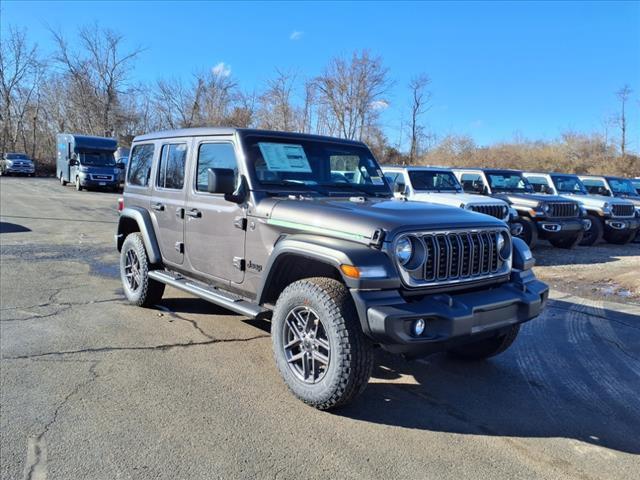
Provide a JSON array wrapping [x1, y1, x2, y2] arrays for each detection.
[[127, 144, 154, 186], [459, 173, 484, 192], [551, 175, 587, 194], [197, 143, 237, 192], [525, 176, 549, 193], [486, 173, 532, 193], [157, 144, 187, 190]]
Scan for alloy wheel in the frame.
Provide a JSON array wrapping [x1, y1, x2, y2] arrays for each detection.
[[124, 248, 141, 292]]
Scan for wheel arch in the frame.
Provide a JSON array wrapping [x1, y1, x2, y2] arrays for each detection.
[[116, 207, 162, 264]]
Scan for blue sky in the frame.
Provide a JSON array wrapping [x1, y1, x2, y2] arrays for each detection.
[[2, 1, 639, 150]]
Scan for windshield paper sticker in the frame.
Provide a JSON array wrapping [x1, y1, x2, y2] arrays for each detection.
[[258, 143, 312, 173]]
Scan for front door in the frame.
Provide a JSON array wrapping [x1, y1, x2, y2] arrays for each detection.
[[185, 139, 246, 284], [150, 142, 188, 266]]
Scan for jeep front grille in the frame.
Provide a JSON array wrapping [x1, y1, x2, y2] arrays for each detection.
[[397, 229, 510, 288], [612, 204, 635, 217], [548, 202, 579, 217], [469, 204, 508, 220]]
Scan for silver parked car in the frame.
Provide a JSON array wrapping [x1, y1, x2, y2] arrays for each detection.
[[0, 152, 36, 176]]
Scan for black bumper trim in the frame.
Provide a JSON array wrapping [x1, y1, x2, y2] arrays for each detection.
[[352, 272, 548, 355]]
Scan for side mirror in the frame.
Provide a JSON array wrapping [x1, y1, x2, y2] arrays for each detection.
[[69, 158, 79, 166], [482, 185, 489, 195], [116, 162, 125, 169], [393, 182, 406, 195], [207, 168, 235, 195], [597, 186, 610, 196]]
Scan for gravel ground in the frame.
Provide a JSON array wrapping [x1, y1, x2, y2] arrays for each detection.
[[1, 177, 639, 480]]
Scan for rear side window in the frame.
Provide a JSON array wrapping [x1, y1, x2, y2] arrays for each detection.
[[157, 143, 187, 190], [127, 144, 155, 186], [196, 143, 237, 192], [459, 173, 484, 192], [526, 176, 549, 193]]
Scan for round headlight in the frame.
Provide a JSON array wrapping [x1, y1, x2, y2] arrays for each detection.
[[497, 231, 511, 260], [395, 237, 413, 266], [542, 203, 550, 213]]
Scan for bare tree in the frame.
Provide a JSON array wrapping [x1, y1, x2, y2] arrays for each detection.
[[407, 74, 432, 162], [257, 69, 299, 131], [314, 50, 391, 141], [615, 84, 632, 157], [0, 27, 42, 153], [50, 24, 143, 138]]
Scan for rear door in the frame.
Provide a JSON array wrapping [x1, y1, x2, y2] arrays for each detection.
[[184, 138, 246, 284], [149, 141, 189, 266]]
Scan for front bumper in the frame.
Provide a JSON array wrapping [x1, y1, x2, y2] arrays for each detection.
[[79, 174, 118, 188], [535, 217, 584, 240], [4, 166, 35, 174], [604, 217, 640, 232], [352, 269, 548, 356]]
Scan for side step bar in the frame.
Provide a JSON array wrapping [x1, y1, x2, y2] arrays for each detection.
[[148, 270, 269, 319]]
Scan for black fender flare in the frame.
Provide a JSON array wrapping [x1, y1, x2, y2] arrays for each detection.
[[116, 207, 162, 264], [256, 234, 400, 305]]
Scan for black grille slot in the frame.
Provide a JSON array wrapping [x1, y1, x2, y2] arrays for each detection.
[[612, 204, 635, 217], [413, 230, 505, 286], [470, 204, 507, 219], [548, 202, 578, 217]]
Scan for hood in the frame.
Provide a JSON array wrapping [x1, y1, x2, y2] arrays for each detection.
[[493, 192, 573, 206], [261, 197, 506, 244], [614, 194, 640, 206], [410, 191, 506, 208], [559, 193, 630, 208]]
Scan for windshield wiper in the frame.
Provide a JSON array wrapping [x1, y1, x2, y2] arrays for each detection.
[[260, 180, 329, 196], [319, 183, 387, 197]]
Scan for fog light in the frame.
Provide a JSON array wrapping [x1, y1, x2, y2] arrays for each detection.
[[412, 318, 426, 337]]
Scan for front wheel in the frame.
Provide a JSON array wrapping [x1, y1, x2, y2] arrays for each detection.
[[75, 176, 82, 191], [579, 214, 603, 246], [120, 232, 165, 307], [549, 231, 583, 249], [60, 173, 67, 186], [604, 229, 637, 245], [272, 277, 374, 410], [449, 324, 520, 360], [514, 217, 538, 248]]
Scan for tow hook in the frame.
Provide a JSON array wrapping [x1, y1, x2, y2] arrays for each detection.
[[605, 220, 627, 230], [541, 223, 561, 232]]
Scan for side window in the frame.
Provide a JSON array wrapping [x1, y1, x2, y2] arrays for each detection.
[[196, 143, 238, 192], [526, 176, 549, 193], [127, 144, 155, 186], [156, 143, 187, 190], [460, 173, 483, 192]]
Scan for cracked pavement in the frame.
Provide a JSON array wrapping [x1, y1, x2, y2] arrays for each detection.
[[2, 177, 640, 479]]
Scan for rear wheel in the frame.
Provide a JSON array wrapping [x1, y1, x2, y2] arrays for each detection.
[[272, 277, 374, 410], [579, 214, 603, 246], [120, 232, 165, 307], [449, 324, 520, 360], [59, 173, 67, 186], [514, 217, 538, 248], [549, 231, 583, 249]]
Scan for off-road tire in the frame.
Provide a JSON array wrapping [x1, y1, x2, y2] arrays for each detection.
[[515, 217, 538, 249], [549, 231, 584, 249], [120, 232, 165, 307], [75, 176, 82, 191], [449, 324, 520, 360], [59, 173, 67, 186], [579, 214, 603, 246], [272, 277, 374, 410], [603, 229, 637, 245]]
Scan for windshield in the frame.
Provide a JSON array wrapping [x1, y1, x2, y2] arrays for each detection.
[[6, 153, 30, 160], [79, 151, 116, 167], [550, 175, 587, 195], [243, 135, 391, 197], [486, 172, 533, 193], [408, 170, 462, 192], [608, 178, 640, 197]]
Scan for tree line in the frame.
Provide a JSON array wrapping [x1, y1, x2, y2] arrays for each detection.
[[1, 24, 637, 176]]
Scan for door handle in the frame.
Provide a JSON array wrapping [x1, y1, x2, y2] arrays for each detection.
[[186, 209, 202, 218], [152, 203, 165, 211]]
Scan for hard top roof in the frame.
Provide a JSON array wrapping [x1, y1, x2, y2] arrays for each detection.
[[133, 127, 367, 146]]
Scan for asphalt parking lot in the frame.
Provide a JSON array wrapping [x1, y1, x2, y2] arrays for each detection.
[[1, 177, 639, 480]]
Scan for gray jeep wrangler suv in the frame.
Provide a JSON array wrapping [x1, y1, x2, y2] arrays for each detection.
[[116, 128, 548, 410]]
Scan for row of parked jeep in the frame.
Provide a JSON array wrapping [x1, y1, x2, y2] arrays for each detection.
[[382, 166, 640, 248], [111, 127, 638, 411]]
